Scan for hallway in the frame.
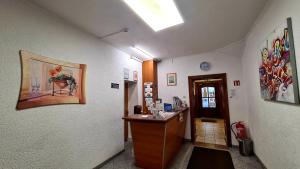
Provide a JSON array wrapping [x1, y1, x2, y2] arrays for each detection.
[[1, 0, 300, 168]]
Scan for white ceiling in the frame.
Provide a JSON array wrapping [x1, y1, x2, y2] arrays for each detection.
[[30, 0, 267, 60]]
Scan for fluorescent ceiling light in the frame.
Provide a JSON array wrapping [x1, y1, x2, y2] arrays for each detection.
[[123, 0, 184, 31], [132, 46, 155, 60], [130, 55, 143, 63]]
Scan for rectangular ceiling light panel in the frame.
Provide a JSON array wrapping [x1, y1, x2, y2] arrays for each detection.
[[123, 0, 184, 31]]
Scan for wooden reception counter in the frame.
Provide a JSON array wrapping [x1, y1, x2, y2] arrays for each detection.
[[123, 108, 188, 169]]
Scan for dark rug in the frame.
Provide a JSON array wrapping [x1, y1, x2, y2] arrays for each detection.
[[201, 119, 217, 123], [187, 147, 235, 169]]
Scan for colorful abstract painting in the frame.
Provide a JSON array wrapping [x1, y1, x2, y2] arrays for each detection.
[[17, 50, 86, 110], [259, 18, 299, 104]]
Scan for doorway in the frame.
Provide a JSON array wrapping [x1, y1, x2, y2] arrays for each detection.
[[124, 82, 129, 142], [188, 73, 231, 147], [124, 80, 138, 142]]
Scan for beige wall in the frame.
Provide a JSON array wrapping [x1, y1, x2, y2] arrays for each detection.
[[0, 0, 142, 168]]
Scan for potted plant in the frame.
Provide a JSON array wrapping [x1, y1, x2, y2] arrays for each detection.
[[48, 65, 77, 96]]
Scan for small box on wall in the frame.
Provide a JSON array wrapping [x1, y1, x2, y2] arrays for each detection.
[[133, 71, 138, 81], [111, 83, 119, 89], [234, 80, 240, 86]]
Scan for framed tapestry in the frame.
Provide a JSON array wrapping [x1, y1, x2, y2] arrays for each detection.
[[259, 17, 299, 104], [17, 50, 86, 110]]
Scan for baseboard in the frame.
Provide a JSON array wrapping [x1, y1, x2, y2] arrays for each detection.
[[232, 145, 267, 169], [93, 149, 125, 169], [232, 145, 238, 149], [254, 153, 267, 169]]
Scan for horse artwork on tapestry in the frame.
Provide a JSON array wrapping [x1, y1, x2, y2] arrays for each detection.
[[17, 50, 86, 110]]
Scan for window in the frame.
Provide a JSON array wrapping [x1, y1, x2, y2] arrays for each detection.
[[201, 87, 216, 108]]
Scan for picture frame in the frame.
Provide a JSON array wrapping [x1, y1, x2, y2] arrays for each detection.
[[167, 73, 177, 86], [258, 17, 299, 104], [17, 50, 86, 110]]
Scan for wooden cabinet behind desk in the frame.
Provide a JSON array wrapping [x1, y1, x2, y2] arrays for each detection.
[[142, 60, 158, 113], [126, 108, 188, 169]]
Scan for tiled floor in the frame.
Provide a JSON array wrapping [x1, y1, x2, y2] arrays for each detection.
[[195, 118, 227, 146], [99, 141, 265, 169]]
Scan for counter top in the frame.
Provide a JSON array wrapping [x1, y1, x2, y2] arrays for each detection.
[[122, 107, 189, 123]]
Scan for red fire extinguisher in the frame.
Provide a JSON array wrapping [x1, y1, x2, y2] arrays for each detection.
[[231, 121, 247, 140]]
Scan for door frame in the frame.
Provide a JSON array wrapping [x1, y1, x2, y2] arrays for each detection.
[[188, 73, 232, 147], [124, 82, 129, 142]]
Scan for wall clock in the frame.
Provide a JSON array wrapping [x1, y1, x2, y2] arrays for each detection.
[[200, 62, 210, 71]]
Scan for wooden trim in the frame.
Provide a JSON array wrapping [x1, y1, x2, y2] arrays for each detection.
[[188, 77, 196, 142], [123, 108, 189, 123], [124, 82, 129, 142], [188, 73, 232, 147], [79, 64, 87, 104]]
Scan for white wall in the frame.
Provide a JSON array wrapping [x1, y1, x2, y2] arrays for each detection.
[[0, 0, 142, 169], [242, 0, 300, 168], [157, 41, 248, 145]]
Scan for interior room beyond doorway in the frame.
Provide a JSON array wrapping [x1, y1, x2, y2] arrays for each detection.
[[124, 80, 138, 142], [195, 118, 227, 149], [188, 73, 231, 147]]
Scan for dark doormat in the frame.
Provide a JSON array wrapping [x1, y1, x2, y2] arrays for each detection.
[[201, 118, 217, 123], [187, 147, 235, 169]]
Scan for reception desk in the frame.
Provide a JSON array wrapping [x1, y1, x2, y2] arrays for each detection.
[[123, 108, 188, 169]]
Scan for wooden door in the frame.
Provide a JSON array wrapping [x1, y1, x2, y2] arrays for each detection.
[[196, 82, 221, 118], [188, 73, 232, 146]]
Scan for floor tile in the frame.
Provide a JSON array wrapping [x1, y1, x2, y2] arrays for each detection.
[[194, 118, 226, 146]]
